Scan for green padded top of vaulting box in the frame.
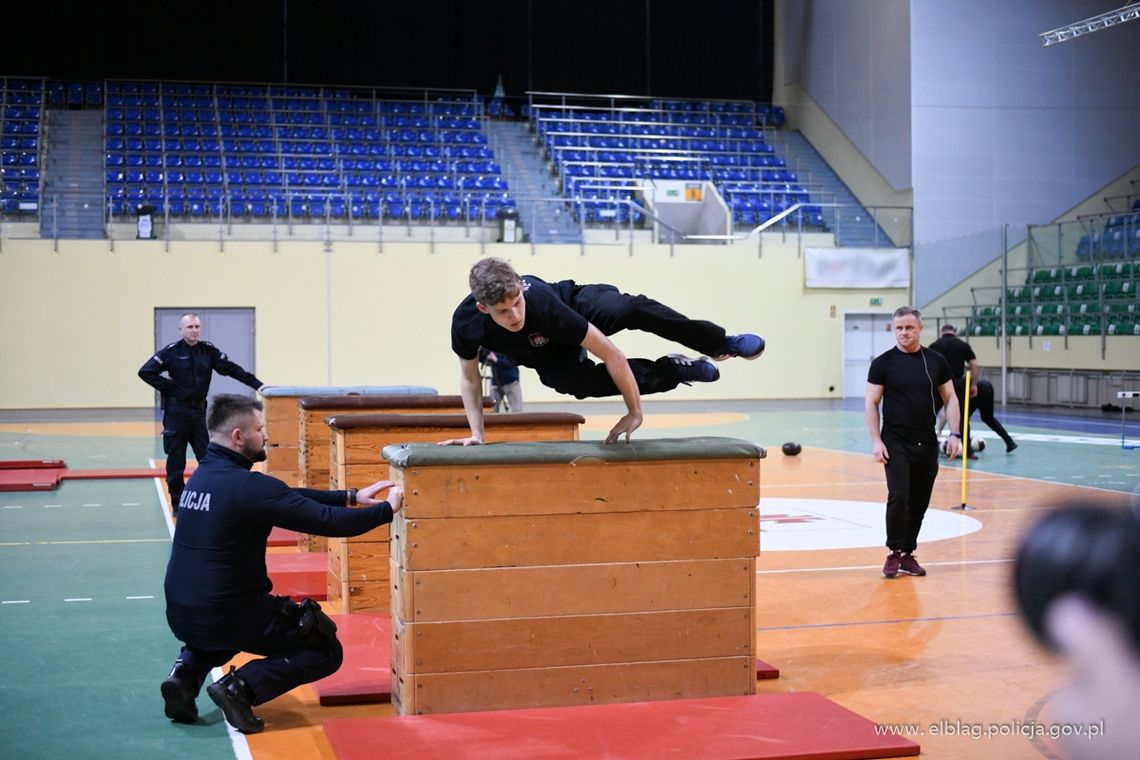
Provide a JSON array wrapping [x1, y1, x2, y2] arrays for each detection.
[[382, 437, 766, 467]]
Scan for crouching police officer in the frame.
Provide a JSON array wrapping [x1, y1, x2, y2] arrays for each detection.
[[160, 394, 404, 734]]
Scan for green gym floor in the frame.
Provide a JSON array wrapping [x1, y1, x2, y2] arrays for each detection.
[[0, 399, 1137, 759]]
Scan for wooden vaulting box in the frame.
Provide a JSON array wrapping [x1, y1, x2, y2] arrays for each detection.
[[326, 412, 585, 613], [298, 395, 486, 489], [382, 437, 764, 716], [260, 385, 436, 487]]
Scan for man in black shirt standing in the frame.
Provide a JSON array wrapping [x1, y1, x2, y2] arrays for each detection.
[[928, 324, 1017, 454], [866, 306, 961, 579], [139, 312, 268, 514], [161, 394, 403, 734], [444, 257, 766, 445]]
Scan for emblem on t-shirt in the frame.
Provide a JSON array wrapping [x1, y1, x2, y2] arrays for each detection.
[[528, 333, 550, 348]]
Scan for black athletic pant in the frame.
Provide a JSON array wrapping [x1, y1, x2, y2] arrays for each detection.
[[534, 284, 728, 399], [162, 401, 209, 506], [881, 428, 941, 553], [954, 377, 1014, 449]]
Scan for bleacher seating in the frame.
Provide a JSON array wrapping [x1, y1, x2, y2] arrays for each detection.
[[967, 215, 1140, 338], [0, 78, 44, 217], [1075, 213, 1140, 260], [102, 81, 514, 224], [530, 98, 817, 230]]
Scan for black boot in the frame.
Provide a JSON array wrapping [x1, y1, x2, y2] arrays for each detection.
[[206, 666, 264, 734], [161, 661, 198, 723]]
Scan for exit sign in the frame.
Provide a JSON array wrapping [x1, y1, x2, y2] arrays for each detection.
[[870, 297, 883, 306]]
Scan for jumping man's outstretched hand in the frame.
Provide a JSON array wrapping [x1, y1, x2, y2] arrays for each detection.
[[437, 436, 484, 447], [605, 412, 643, 444]]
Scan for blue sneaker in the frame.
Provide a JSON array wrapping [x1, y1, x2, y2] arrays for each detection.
[[667, 354, 720, 384], [715, 333, 765, 361]]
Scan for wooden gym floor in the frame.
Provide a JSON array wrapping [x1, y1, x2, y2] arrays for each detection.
[[0, 398, 1136, 759]]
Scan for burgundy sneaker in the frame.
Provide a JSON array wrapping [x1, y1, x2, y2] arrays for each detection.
[[899, 553, 926, 576], [883, 550, 901, 578]]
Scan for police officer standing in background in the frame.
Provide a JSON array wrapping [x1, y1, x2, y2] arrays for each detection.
[[161, 394, 403, 734], [139, 312, 268, 514]]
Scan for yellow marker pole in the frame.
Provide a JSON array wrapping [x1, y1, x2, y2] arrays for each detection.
[[954, 370, 974, 510]]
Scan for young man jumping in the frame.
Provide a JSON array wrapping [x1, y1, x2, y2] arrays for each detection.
[[442, 257, 765, 445]]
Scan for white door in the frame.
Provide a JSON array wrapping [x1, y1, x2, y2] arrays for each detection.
[[843, 313, 895, 398], [153, 308, 257, 415]]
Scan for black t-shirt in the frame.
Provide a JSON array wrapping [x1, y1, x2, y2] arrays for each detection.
[[867, 347, 952, 436], [927, 335, 975, 379], [451, 275, 589, 366]]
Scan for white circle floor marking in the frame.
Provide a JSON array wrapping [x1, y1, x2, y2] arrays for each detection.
[[759, 497, 983, 551]]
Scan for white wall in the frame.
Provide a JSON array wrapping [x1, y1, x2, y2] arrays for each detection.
[[0, 238, 910, 409], [911, 0, 1140, 303], [780, 0, 912, 192], [779, 0, 1140, 306]]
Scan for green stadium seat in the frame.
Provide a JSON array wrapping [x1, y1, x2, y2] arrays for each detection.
[[1068, 265, 1095, 281], [1103, 281, 1135, 299], [1008, 286, 1030, 303], [1066, 283, 1093, 299], [1099, 262, 1133, 280], [1108, 318, 1136, 336]]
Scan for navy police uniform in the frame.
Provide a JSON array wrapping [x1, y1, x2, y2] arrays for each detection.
[[868, 346, 952, 553], [139, 340, 263, 509], [164, 442, 394, 711], [452, 275, 728, 398]]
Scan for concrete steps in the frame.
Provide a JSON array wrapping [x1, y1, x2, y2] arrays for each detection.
[[487, 120, 581, 244], [40, 110, 105, 239]]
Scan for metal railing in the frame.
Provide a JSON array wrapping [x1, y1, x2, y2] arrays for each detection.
[[941, 213, 1140, 357], [24, 190, 914, 252]]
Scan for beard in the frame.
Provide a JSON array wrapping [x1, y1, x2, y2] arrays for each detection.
[[242, 440, 268, 463]]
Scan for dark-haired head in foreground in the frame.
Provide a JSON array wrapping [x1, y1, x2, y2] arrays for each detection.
[[1013, 504, 1140, 759]]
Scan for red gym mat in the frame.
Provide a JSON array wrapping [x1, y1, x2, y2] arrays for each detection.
[[323, 691, 920, 760], [756, 659, 780, 679], [0, 467, 64, 491], [0, 459, 67, 491], [265, 552, 327, 601], [313, 614, 392, 705], [62, 468, 167, 480], [268, 527, 299, 547], [0, 459, 174, 491], [0, 459, 67, 469]]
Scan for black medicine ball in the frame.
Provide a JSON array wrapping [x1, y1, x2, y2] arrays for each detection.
[[781, 442, 802, 456]]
